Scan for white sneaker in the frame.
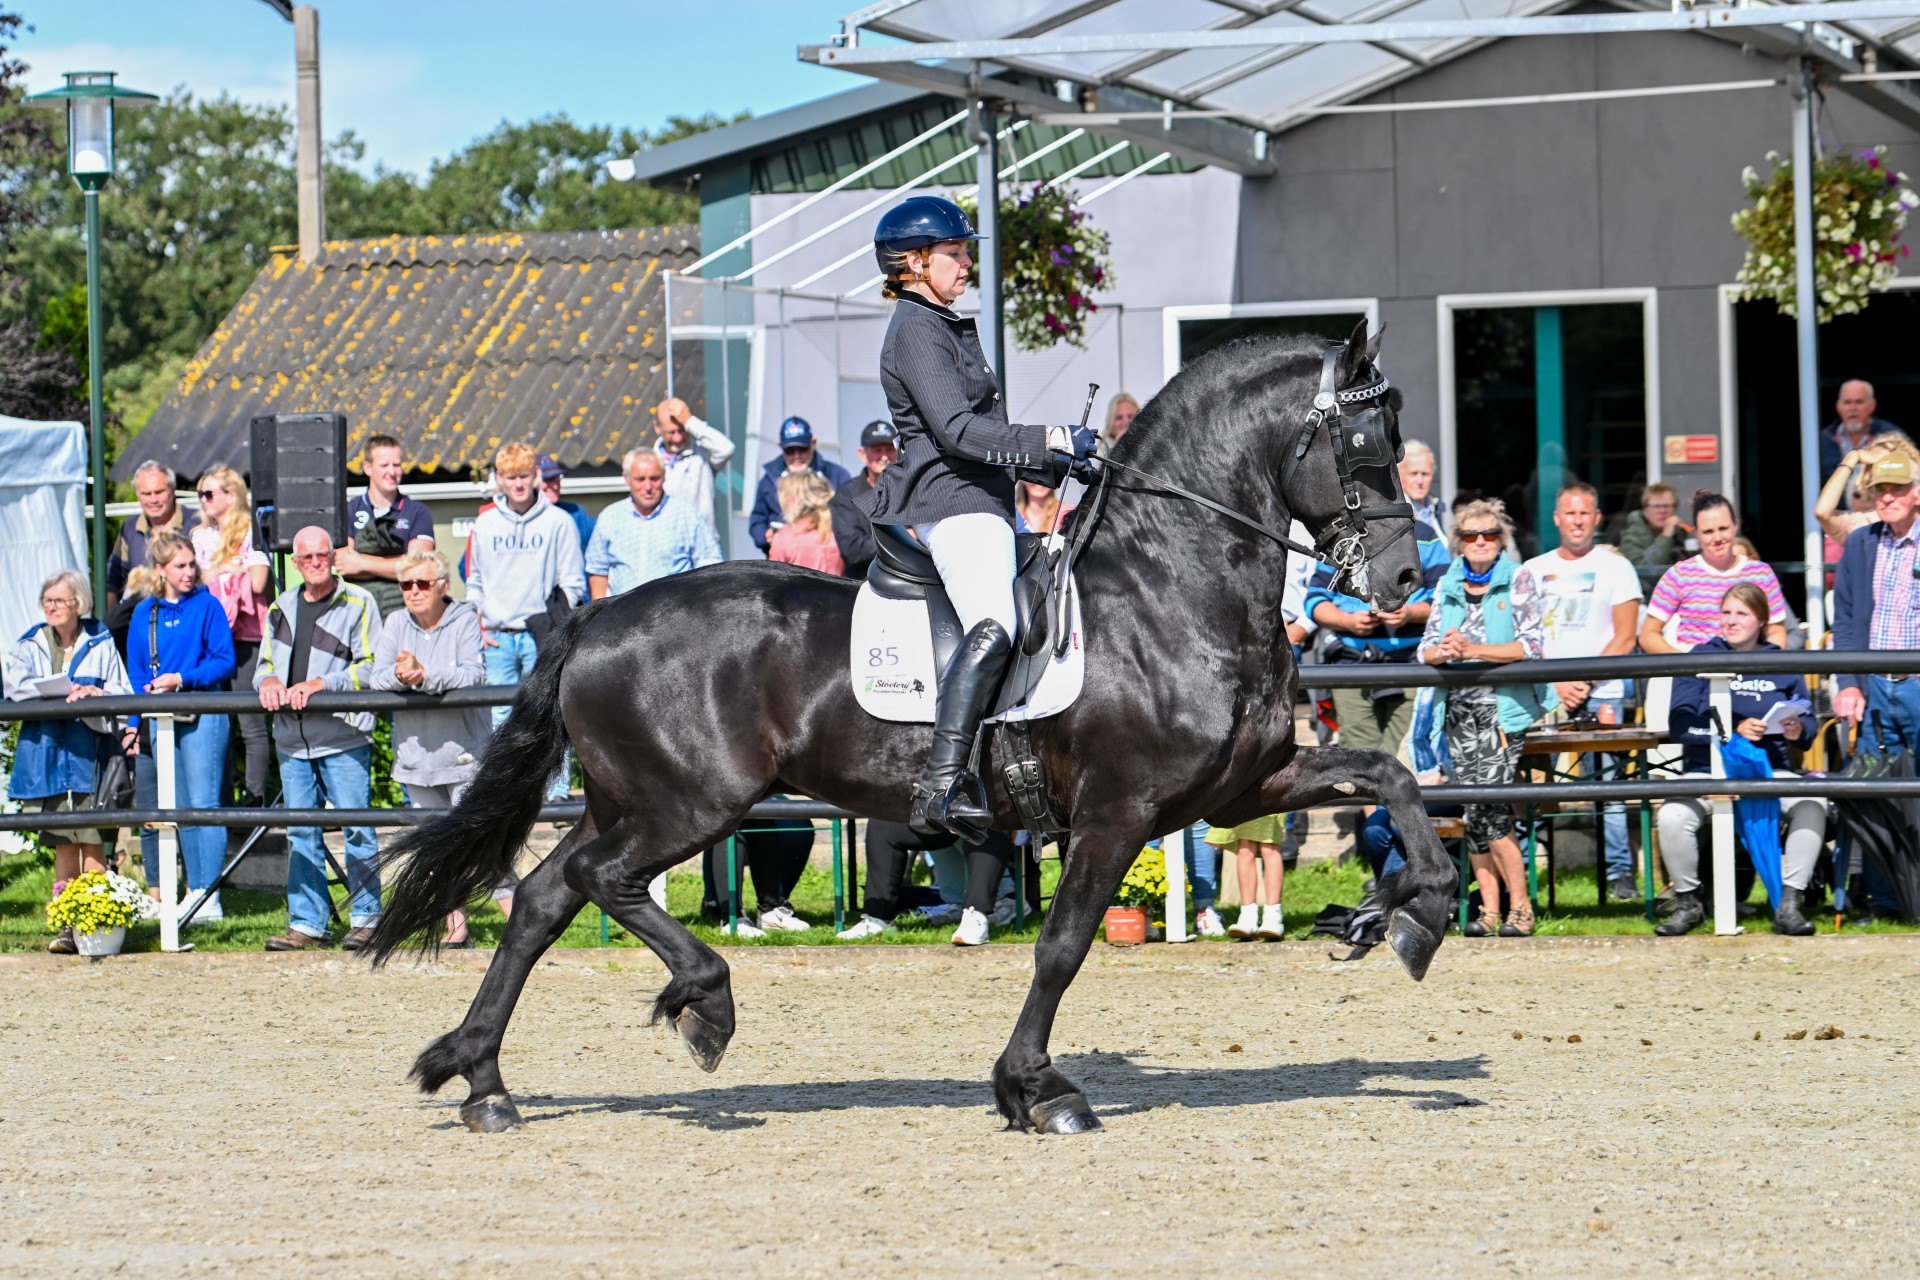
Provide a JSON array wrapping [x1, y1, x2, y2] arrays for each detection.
[[1196, 907, 1226, 938], [1227, 904, 1260, 940], [757, 904, 811, 933], [183, 890, 223, 925], [1256, 903, 1286, 940], [836, 914, 892, 940], [951, 906, 990, 947], [721, 918, 765, 938]]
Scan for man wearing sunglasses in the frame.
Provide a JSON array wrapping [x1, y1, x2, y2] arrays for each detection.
[[254, 526, 383, 951], [747, 416, 851, 555]]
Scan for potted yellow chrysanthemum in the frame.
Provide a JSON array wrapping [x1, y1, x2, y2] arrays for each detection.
[[1105, 847, 1167, 946], [46, 871, 159, 956]]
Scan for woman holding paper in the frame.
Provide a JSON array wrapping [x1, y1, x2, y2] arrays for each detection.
[[1657, 582, 1821, 937], [3, 570, 134, 953]]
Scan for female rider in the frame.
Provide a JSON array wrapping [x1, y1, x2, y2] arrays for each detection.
[[859, 195, 1097, 837]]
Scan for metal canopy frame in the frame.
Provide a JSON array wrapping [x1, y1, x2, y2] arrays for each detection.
[[798, 0, 1920, 639], [800, 0, 1920, 142]]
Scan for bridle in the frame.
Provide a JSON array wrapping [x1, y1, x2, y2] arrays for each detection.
[[1291, 342, 1416, 594], [1080, 342, 1415, 596]]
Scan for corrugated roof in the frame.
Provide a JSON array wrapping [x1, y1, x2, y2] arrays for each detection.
[[122, 227, 703, 481]]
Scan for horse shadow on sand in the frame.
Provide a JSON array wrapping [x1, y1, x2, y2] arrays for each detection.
[[464, 1051, 1493, 1131]]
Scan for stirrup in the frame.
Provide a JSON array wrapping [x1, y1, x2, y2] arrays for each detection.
[[911, 770, 992, 844]]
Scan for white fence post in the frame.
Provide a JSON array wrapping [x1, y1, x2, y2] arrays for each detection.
[[151, 712, 185, 953], [1706, 673, 1742, 937], [1163, 824, 1191, 942]]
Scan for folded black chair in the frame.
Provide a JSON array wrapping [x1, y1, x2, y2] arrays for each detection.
[[1831, 716, 1920, 923]]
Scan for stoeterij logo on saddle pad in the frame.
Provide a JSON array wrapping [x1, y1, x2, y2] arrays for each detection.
[[848, 578, 1085, 724]]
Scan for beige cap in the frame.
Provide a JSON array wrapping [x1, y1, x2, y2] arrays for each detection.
[[1870, 453, 1915, 487]]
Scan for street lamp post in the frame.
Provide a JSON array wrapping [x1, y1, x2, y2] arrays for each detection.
[[25, 71, 156, 611]]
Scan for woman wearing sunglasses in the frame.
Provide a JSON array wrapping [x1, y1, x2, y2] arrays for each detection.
[[371, 548, 496, 946], [192, 465, 272, 809], [1419, 499, 1556, 938]]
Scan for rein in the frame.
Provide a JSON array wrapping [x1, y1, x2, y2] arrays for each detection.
[[1066, 343, 1415, 594]]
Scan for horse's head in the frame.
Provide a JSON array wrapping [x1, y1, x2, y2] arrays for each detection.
[[1281, 319, 1423, 612]]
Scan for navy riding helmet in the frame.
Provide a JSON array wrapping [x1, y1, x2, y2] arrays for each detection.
[[872, 195, 984, 277]]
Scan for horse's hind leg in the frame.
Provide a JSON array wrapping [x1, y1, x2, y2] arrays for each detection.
[[414, 814, 598, 1133], [991, 821, 1146, 1134], [563, 820, 740, 1073]]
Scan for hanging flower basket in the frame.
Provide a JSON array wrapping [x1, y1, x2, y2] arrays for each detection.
[[1731, 146, 1917, 323], [956, 183, 1114, 352]]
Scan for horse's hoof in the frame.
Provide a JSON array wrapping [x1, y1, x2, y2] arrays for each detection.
[[1387, 910, 1441, 982], [459, 1093, 523, 1133], [676, 1006, 730, 1073], [1029, 1092, 1101, 1134]]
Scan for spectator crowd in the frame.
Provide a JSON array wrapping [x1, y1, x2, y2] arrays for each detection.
[[5, 378, 1920, 952]]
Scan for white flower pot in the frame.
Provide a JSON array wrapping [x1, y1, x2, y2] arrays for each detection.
[[73, 925, 127, 957]]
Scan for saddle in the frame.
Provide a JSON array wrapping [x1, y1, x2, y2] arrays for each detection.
[[849, 523, 1084, 725]]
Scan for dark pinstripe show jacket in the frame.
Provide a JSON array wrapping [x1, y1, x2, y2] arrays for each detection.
[[856, 290, 1054, 529]]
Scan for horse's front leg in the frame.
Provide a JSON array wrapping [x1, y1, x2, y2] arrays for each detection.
[[1241, 746, 1453, 980], [991, 821, 1147, 1134]]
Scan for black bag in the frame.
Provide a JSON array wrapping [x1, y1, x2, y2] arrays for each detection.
[[524, 585, 574, 646], [90, 746, 136, 812]]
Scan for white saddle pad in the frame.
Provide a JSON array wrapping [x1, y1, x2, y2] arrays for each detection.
[[849, 575, 1085, 724]]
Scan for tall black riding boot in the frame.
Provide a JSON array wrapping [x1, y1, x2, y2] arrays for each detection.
[[1772, 885, 1816, 936], [909, 620, 1013, 842]]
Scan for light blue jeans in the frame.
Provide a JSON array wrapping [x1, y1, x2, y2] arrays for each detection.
[[136, 714, 232, 893], [1148, 823, 1217, 912], [279, 746, 381, 937], [484, 629, 569, 801], [1588, 696, 1633, 882]]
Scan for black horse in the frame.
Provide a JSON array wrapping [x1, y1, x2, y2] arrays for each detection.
[[367, 321, 1456, 1134]]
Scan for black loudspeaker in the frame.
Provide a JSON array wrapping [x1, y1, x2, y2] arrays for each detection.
[[249, 412, 347, 553]]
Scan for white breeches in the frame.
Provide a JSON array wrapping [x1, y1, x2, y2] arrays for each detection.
[[914, 514, 1018, 638], [1655, 770, 1827, 894]]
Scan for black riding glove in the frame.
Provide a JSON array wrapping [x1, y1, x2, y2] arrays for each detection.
[[1047, 424, 1102, 481]]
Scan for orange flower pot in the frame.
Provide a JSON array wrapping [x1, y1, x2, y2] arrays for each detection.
[[1104, 906, 1148, 946]]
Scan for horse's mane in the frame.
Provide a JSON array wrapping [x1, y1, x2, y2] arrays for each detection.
[[1108, 333, 1327, 476]]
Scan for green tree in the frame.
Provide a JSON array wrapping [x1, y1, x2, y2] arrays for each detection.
[[0, 81, 740, 470], [0, 6, 82, 420]]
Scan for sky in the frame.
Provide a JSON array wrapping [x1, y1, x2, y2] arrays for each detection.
[[17, 0, 867, 174]]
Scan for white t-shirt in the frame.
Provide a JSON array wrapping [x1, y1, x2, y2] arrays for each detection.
[[1524, 546, 1644, 700]]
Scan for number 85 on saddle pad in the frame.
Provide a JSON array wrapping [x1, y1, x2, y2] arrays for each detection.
[[847, 576, 1085, 724]]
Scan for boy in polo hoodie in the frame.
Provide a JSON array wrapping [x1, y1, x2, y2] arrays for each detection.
[[464, 441, 586, 800]]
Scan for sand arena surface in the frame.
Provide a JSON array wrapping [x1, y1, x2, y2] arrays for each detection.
[[2, 935, 1917, 1277]]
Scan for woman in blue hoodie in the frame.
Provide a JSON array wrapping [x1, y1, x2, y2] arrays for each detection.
[[1657, 581, 1821, 937], [1419, 500, 1556, 938], [127, 530, 235, 921]]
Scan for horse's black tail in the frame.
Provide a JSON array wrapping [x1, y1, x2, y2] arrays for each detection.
[[364, 599, 607, 967]]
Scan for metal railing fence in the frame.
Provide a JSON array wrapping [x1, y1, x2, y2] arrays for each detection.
[[8, 649, 1920, 945]]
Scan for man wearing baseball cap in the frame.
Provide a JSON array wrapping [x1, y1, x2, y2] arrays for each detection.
[[537, 453, 595, 553], [747, 416, 852, 555], [829, 420, 899, 579], [1833, 446, 1920, 746]]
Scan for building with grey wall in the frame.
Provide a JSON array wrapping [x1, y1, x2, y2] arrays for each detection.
[[627, 24, 1920, 580]]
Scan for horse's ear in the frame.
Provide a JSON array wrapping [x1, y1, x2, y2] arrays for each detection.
[[1338, 318, 1370, 384], [1365, 322, 1387, 364]]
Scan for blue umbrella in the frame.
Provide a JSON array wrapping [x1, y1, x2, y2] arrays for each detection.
[[1721, 734, 1783, 910]]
